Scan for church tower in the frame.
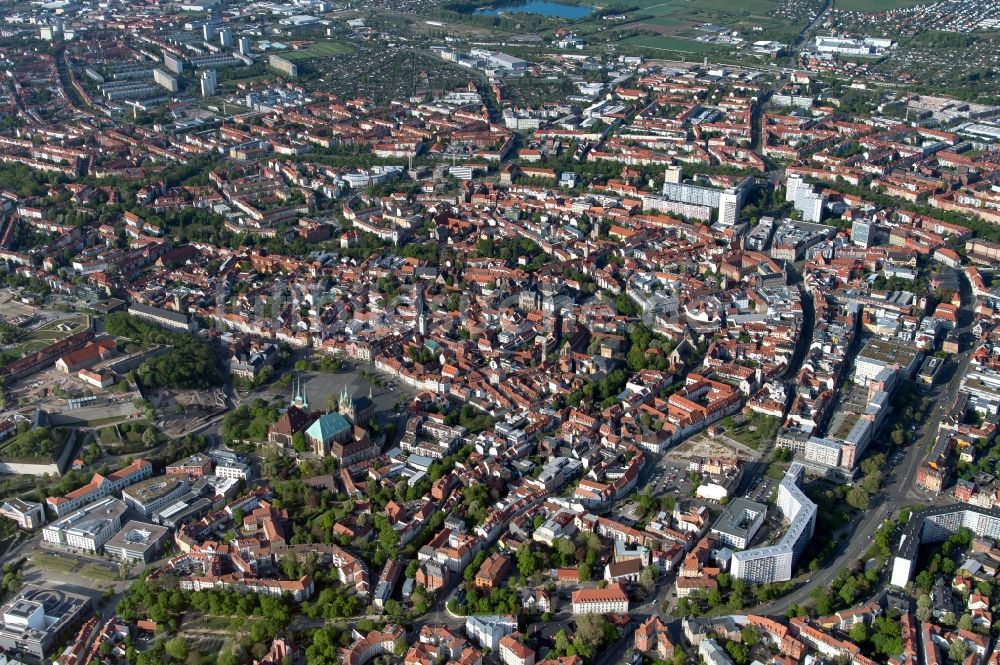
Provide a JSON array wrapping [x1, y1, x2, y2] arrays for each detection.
[[415, 284, 428, 336], [338, 384, 355, 421], [292, 373, 309, 411]]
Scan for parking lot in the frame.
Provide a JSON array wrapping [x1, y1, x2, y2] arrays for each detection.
[[747, 477, 775, 503], [649, 459, 693, 498]]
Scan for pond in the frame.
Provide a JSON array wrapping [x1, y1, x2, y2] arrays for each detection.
[[473, 0, 594, 19]]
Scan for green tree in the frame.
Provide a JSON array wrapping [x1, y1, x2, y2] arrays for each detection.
[[846, 487, 870, 510], [517, 546, 539, 579], [165, 636, 189, 662], [949, 639, 967, 662], [726, 641, 749, 665]]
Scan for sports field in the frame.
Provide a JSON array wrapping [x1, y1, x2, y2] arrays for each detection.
[[278, 41, 353, 61]]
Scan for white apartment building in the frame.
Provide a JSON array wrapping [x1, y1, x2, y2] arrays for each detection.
[[465, 615, 517, 651], [730, 463, 816, 584]]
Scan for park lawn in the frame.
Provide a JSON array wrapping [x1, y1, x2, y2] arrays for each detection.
[[632, 0, 781, 17], [673, 0, 780, 13], [727, 425, 765, 449], [278, 41, 353, 61], [728, 416, 780, 450], [623, 34, 729, 54], [6, 314, 90, 357]]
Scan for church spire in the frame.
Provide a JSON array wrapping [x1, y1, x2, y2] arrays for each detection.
[[415, 283, 428, 336]]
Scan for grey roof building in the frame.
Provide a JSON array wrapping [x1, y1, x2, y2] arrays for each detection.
[[0, 585, 91, 661], [710, 497, 767, 549], [103, 520, 171, 563]]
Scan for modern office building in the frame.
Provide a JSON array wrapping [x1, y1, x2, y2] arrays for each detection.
[[42, 497, 127, 552], [730, 463, 816, 584], [0, 585, 91, 661], [122, 476, 189, 517], [103, 520, 171, 564], [215, 458, 252, 481], [851, 219, 888, 248]]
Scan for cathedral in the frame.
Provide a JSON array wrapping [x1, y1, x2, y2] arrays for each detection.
[[338, 384, 375, 426]]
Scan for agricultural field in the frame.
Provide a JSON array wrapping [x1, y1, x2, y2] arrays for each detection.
[[833, 0, 937, 10], [621, 0, 825, 50]]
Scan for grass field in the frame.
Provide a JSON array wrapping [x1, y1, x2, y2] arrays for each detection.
[[80, 563, 119, 581], [624, 0, 813, 45], [624, 34, 725, 54], [278, 41, 353, 61], [632, 0, 781, 14], [634, 15, 688, 31], [31, 552, 76, 573], [96, 426, 120, 445]]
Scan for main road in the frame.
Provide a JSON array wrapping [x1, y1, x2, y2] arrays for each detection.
[[762, 272, 975, 615]]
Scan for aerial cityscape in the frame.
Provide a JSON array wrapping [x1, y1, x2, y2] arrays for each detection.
[[0, 0, 998, 663]]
